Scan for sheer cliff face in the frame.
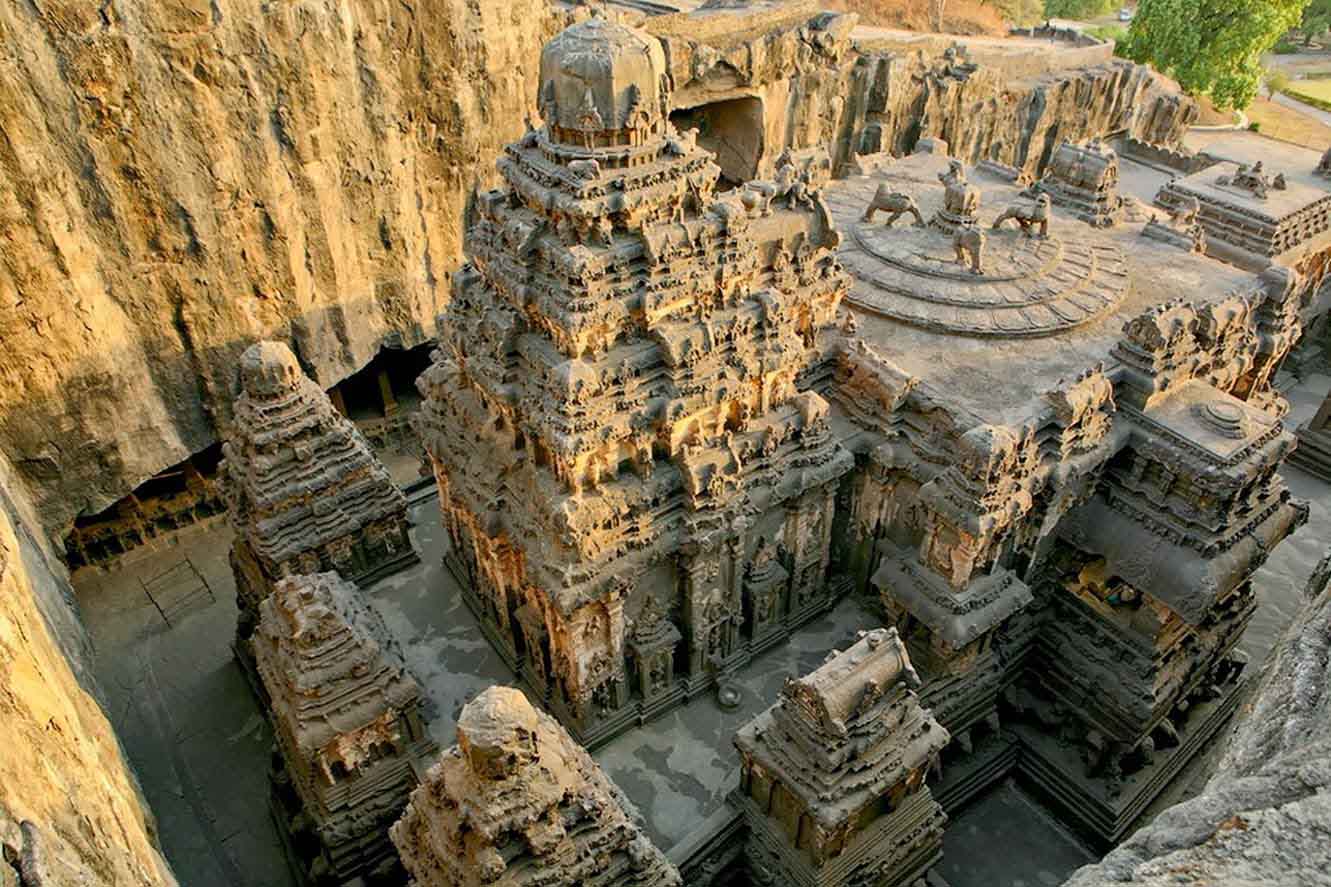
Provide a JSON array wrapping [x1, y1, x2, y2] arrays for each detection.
[[0, 454, 174, 885], [0, 0, 557, 532]]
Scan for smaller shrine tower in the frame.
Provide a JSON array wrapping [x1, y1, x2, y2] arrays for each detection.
[[734, 627, 950, 887], [390, 686, 681, 887], [254, 572, 436, 884], [223, 341, 417, 653]]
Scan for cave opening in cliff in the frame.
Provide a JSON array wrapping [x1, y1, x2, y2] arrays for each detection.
[[326, 341, 436, 485], [669, 95, 765, 187], [63, 443, 226, 570]]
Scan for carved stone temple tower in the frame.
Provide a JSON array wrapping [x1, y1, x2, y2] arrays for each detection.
[[1014, 296, 1310, 843], [254, 572, 436, 885], [224, 341, 417, 650], [416, 16, 853, 745], [389, 685, 681, 887], [734, 628, 950, 887]]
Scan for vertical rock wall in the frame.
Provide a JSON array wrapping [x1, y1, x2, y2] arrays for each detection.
[[0, 0, 558, 534], [0, 452, 175, 885]]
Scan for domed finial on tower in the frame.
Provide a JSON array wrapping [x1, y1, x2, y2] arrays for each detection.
[[538, 17, 670, 152], [238, 340, 302, 399]]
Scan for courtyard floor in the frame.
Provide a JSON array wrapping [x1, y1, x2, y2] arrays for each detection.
[[72, 374, 1331, 887]]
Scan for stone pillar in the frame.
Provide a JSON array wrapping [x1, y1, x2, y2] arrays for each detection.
[[377, 368, 399, 418]]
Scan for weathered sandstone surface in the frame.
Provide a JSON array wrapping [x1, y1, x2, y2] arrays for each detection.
[[0, 0, 559, 536], [0, 2, 1192, 548], [0, 451, 174, 885]]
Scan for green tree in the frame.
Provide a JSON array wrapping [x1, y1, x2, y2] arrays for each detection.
[[1044, 0, 1117, 18], [1120, 0, 1308, 110], [1265, 68, 1292, 98], [1303, 0, 1331, 44]]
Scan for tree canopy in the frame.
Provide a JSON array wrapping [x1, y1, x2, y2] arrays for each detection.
[[1120, 0, 1308, 110], [1303, 0, 1331, 43]]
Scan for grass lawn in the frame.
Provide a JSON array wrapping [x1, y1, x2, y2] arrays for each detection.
[[1245, 97, 1331, 149], [1286, 78, 1331, 103]]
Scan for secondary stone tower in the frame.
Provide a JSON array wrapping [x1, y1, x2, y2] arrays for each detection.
[[224, 341, 417, 654], [255, 572, 435, 884], [734, 627, 950, 887], [390, 686, 681, 887]]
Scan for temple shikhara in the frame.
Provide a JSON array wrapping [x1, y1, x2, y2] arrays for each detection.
[[17, 4, 1331, 887], [735, 628, 949, 887], [414, 16, 853, 745], [223, 341, 418, 654], [254, 572, 436, 884], [389, 686, 682, 887]]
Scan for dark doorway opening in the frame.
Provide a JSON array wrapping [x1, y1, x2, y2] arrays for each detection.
[[670, 96, 765, 187]]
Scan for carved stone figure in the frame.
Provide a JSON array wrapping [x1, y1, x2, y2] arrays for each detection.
[[390, 687, 681, 887], [1217, 161, 1285, 199], [953, 223, 986, 274], [931, 160, 981, 232], [1143, 193, 1207, 253], [861, 185, 924, 227], [992, 193, 1051, 238]]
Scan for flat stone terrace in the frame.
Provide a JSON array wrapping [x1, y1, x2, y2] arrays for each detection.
[[824, 151, 1255, 427]]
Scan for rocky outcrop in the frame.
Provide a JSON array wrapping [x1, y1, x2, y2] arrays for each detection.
[[0, 0, 560, 536], [0, 454, 175, 885], [1062, 553, 1331, 886], [657, 12, 1195, 179]]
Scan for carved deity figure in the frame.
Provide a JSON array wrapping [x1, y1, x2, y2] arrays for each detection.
[[1218, 161, 1285, 199]]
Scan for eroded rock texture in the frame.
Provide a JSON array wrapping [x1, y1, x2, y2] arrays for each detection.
[[0, 0, 559, 534], [0, 455, 174, 885], [390, 686, 681, 887], [0, 2, 1193, 547], [1063, 553, 1331, 887]]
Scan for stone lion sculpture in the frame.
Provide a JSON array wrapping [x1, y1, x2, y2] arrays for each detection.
[[861, 184, 925, 227], [992, 193, 1051, 239], [953, 224, 985, 275]]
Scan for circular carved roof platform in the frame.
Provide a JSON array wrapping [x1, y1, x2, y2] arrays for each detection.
[[840, 221, 1129, 338]]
